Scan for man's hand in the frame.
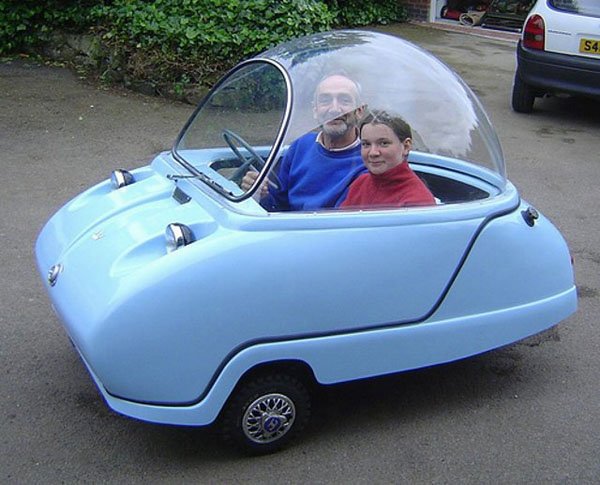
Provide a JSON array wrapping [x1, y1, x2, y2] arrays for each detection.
[[241, 170, 258, 191], [241, 170, 269, 198]]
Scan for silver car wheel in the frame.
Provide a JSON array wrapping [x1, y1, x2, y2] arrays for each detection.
[[242, 392, 296, 444]]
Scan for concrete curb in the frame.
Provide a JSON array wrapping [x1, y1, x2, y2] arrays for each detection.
[[411, 20, 520, 43]]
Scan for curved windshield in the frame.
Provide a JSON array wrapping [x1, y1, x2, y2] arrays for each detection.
[[174, 61, 289, 198]]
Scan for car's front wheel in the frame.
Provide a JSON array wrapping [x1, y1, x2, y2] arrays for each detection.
[[220, 373, 311, 454], [512, 74, 536, 113]]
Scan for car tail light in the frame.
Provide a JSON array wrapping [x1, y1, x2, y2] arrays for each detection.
[[523, 14, 545, 50]]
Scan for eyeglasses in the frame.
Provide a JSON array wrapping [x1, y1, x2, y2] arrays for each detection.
[[315, 93, 357, 109]]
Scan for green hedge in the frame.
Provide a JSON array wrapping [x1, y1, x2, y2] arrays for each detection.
[[327, 0, 408, 26], [0, 0, 97, 54], [90, 0, 337, 86], [95, 0, 335, 60], [0, 0, 407, 90]]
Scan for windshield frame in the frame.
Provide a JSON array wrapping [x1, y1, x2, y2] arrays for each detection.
[[171, 58, 293, 202]]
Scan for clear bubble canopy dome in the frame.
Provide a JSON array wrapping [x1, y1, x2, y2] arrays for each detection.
[[269, 30, 504, 174], [175, 30, 506, 205]]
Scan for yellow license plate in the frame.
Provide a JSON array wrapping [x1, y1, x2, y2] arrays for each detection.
[[579, 38, 600, 54]]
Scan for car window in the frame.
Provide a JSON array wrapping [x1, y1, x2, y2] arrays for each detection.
[[174, 61, 288, 198], [549, 0, 600, 17]]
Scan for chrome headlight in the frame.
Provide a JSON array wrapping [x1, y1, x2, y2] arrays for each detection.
[[110, 169, 134, 189], [165, 223, 194, 253], [47, 263, 63, 287]]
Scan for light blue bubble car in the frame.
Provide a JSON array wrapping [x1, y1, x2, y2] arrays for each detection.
[[35, 30, 577, 454]]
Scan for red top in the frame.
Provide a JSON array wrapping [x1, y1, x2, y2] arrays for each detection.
[[341, 162, 435, 209]]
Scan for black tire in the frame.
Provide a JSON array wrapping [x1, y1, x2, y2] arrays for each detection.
[[220, 373, 311, 454], [512, 73, 536, 113]]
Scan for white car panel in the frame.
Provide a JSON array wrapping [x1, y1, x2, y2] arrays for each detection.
[[540, 2, 600, 58]]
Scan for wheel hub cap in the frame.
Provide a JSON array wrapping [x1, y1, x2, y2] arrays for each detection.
[[242, 393, 296, 444]]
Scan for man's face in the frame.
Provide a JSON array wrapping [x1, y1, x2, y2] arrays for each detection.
[[313, 75, 362, 139]]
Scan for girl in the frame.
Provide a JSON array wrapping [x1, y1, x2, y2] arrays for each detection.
[[341, 110, 435, 209]]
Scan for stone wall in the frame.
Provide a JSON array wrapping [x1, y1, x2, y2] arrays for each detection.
[[39, 31, 207, 104], [401, 0, 431, 21]]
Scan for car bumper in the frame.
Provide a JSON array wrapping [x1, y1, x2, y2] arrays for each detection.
[[516, 41, 600, 98]]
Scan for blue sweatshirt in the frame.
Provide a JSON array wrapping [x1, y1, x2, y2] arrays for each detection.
[[262, 132, 365, 211]]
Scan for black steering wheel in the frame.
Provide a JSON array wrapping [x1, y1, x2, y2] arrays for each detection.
[[224, 129, 280, 190]]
